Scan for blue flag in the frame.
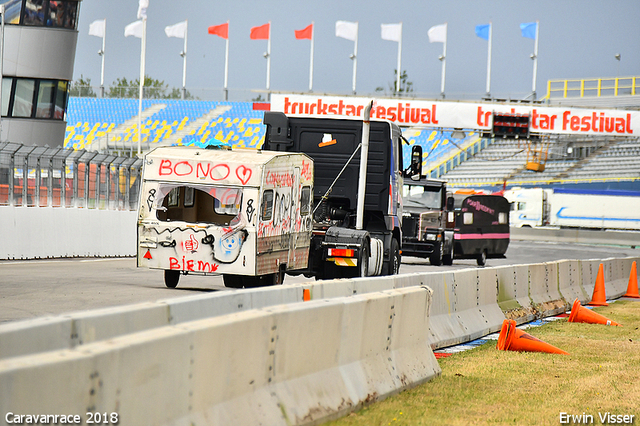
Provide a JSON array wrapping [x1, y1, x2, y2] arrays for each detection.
[[475, 24, 490, 41], [520, 22, 537, 39]]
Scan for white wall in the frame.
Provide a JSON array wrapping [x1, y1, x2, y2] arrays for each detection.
[[0, 206, 137, 259]]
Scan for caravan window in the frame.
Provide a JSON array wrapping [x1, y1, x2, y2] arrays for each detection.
[[300, 186, 311, 216], [155, 184, 241, 226], [261, 190, 274, 221]]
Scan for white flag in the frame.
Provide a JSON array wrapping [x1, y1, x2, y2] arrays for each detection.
[[428, 23, 447, 43], [137, 0, 149, 19], [89, 19, 105, 38], [125, 20, 144, 38], [336, 20, 358, 41], [165, 20, 187, 38], [381, 23, 402, 42]]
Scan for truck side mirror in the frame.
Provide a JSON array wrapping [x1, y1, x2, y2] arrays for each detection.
[[409, 145, 422, 180], [446, 196, 454, 211]]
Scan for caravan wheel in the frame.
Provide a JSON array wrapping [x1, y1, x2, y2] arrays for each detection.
[[164, 270, 180, 288]]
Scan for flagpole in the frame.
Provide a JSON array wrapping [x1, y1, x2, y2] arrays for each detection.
[[486, 22, 492, 97], [223, 21, 229, 101], [309, 22, 314, 92], [395, 22, 402, 93], [181, 20, 187, 100], [440, 24, 447, 99], [531, 20, 539, 100], [100, 19, 106, 98], [351, 22, 358, 94], [265, 21, 271, 93], [138, 17, 146, 156]]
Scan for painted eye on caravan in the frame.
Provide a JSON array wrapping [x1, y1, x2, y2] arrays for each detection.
[[463, 212, 473, 225]]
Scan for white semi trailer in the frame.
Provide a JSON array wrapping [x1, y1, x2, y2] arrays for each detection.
[[504, 187, 640, 230]]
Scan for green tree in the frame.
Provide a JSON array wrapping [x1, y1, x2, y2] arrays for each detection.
[[107, 75, 170, 99], [376, 69, 414, 96], [167, 87, 195, 100], [69, 75, 96, 97]]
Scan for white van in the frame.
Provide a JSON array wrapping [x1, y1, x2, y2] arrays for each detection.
[[137, 146, 314, 288]]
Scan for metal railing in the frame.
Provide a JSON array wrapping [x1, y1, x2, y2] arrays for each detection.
[[0, 142, 143, 210], [544, 76, 639, 99]]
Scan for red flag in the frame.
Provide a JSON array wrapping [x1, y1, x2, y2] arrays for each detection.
[[250, 22, 270, 40], [295, 23, 313, 40], [208, 23, 228, 39]]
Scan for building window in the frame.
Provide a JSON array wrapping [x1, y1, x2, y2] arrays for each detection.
[[2, 77, 69, 120], [36, 80, 55, 118], [12, 0, 78, 29], [1, 78, 11, 116], [12, 78, 35, 117]]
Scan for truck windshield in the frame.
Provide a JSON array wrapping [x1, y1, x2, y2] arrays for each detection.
[[403, 185, 442, 209], [154, 183, 242, 226]]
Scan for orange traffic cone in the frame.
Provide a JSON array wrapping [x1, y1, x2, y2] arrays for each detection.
[[568, 299, 621, 326], [623, 261, 640, 298], [588, 263, 608, 306], [496, 319, 569, 355]]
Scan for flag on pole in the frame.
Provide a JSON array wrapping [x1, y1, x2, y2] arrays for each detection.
[[89, 19, 105, 38], [475, 24, 490, 41], [520, 22, 537, 39], [250, 23, 270, 40], [125, 20, 144, 38], [137, 0, 148, 19], [335, 20, 357, 41], [165, 20, 187, 38], [208, 23, 228, 39], [381, 23, 402, 42], [295, 23, 313, 40], [428, 23, 447, 43]]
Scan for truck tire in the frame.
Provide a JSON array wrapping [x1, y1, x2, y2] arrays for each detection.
[[223, 274, 244, 288], [430, 244, 442, 266], [383, 238, 401, 275], [164, 270, 180, 288], [443, 243, 454, 266], [358, 244, 369, 277], [477, 249, 487, 266]]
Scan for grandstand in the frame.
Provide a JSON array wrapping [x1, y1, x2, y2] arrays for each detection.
[[64, 97, 466, 168], [64, 80, 640, 193], [65, 98, 266, 153]]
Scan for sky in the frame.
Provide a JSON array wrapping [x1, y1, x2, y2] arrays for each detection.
[[72, 0, 640, 102]]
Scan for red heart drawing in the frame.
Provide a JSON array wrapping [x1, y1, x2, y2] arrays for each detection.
[[236, 165, 252, 185]]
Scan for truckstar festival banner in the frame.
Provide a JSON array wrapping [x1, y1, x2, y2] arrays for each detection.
[[270, 94, 639, 137]]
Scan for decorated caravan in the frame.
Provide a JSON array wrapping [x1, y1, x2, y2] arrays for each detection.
[[137, 146, 313, 288], [452, 194, 510, 266]]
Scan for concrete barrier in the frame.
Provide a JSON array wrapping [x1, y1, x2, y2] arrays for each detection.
[[528, 262, 567, 316], [0, 286, 440, 426], [557, 260, 590, 305], [495, 265, 536, 324]]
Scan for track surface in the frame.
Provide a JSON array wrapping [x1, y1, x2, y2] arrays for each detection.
[[0, 240, 637, 323]]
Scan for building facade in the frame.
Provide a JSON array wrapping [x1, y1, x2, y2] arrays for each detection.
[[1, 0, 79, 147]]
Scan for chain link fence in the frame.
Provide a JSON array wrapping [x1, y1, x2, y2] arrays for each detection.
[[0, 142, 143, 210]]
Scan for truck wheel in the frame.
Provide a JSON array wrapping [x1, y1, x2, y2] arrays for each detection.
[[164, 270, 180, 288], [358, 244, 369, 277], [223, 274, 244, 288], [477, 250, 487, 266], [430, 245, 443, 266], [383, 238, 401, 275], [443, 243, 454, 266]]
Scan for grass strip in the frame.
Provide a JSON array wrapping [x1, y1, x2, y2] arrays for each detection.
[[327, 300, 640, 426]]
